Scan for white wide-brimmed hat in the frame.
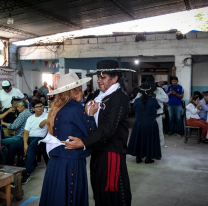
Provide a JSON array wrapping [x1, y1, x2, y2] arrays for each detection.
[[47, 72, 91, 96]]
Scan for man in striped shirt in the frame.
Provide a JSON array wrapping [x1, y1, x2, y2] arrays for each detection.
[[1, 100, 31, 164]]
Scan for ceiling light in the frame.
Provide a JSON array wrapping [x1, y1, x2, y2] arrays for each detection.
[[7, 14, 14, 24], [135, 59, 139, 64]]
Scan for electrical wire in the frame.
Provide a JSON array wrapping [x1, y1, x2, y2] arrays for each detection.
[[183, 57, 195, 67]]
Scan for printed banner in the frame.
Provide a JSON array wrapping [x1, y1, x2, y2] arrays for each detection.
[[0, 68, 17, 90]]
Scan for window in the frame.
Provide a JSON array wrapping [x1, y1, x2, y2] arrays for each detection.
[[0, 38, 9, 67]]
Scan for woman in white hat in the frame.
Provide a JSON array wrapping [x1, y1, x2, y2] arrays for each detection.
[[39, 73, 98, 206]]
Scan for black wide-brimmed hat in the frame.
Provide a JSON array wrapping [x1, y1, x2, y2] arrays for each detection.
[[145, 76, 158, 84], [137, 82, 156, 94], [86, 60, 136, 76]]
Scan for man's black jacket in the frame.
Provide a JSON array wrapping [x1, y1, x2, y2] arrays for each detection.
[[82, 88, 130, 154]]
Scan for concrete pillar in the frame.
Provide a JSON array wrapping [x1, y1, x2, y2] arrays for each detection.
[[175, 55, 192, 103], [59, 68, 69, 78], [59, 58, 69, 78]]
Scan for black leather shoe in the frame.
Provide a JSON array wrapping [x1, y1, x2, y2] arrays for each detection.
[[136, 156, 142, 163], [145, 159, 154, 164]]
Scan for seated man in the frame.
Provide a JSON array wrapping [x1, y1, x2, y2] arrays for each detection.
[[7, 99, 48, 184], [1, 100, 31, 159], [2, 97, 21, 136], [198, 93, 208, 121]]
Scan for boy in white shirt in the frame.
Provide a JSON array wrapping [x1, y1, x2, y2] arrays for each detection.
[[22, 99, 48, 184], [7, 99, 48, 184]]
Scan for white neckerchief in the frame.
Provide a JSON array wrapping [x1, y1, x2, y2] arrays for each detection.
[[93, 83, 120, 126]]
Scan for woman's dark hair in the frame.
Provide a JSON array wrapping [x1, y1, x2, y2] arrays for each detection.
[[40, 95, 46, 99], [33, 90, 38, 96], [141, 93, 149, 105], [40, 95, 48, 106], [188, 95, 199, 106], [110, 72, 127, 90], [31, 99, 42, 108], [87, 85, 92, 93], [193, 91, 202, 100]]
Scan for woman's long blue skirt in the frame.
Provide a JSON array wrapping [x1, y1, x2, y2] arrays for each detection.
[[39, 156, 89, 206]]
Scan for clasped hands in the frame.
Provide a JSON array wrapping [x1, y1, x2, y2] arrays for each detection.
[[85, 100, 99, 116]]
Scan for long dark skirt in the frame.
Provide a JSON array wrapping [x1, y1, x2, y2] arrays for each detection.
[[127, 120, 162, 159], [90, 150, 131, 206], [39, 156, 89, 206]]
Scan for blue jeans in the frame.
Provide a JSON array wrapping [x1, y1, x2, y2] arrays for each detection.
[[168, 105, 182, 134], [7, 137, 43, 175], [201, 118, 206, 122], [1, 136, 21, 158]]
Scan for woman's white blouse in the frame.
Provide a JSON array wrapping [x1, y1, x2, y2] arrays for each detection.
[[186, 103, 200, 120]]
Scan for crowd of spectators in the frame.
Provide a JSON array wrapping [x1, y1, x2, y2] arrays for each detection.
[[1, 76, 208, 185], [0, 80, 54, 184]]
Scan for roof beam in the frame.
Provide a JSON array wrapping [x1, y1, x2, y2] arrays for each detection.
[[24, 5, 80, 28], [0, 24, 38, 38], [0, 0, 49, 12], [0, 0, 80, 28], [105, 0, 136, 20], [183, 0, 191, 10]]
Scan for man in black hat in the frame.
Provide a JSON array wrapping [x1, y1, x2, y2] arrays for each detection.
[[166, 76, 184, 136], [62, 60, 133, 206], [135, 76, 169, 146]]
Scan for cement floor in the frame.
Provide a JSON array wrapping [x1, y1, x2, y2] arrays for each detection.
[[3, 121, 208, 206]]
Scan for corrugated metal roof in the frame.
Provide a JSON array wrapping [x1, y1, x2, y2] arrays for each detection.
[[0, 0, 207, 42]]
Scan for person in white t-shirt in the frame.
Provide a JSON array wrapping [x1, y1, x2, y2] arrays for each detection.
[[21, 99, 48, 184], [0, 80, 24, 109]]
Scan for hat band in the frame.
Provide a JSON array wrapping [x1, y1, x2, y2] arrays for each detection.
[[139, 87, 151, 91], [97, 68, 136, 72], [56, 79, 81, 93]]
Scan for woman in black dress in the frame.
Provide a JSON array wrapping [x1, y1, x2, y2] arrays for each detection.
[[127, 83, 162, 164]]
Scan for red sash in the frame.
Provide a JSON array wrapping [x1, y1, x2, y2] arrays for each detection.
[[105, 152, 120, 191]]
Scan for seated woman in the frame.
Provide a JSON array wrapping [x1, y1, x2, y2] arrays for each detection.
[[127, 83, 161, 164], [186, 95, 208, 143], [39, 73, 98, 206], [40, 95, 48, 107], [31, 90, 39, 101]]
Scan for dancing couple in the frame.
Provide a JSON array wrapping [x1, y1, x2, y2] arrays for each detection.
[[39, 60, 134, 206]]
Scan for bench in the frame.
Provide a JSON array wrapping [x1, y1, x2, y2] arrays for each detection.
[[0, 165, 26, 202], [0, 172, 14, 206]]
